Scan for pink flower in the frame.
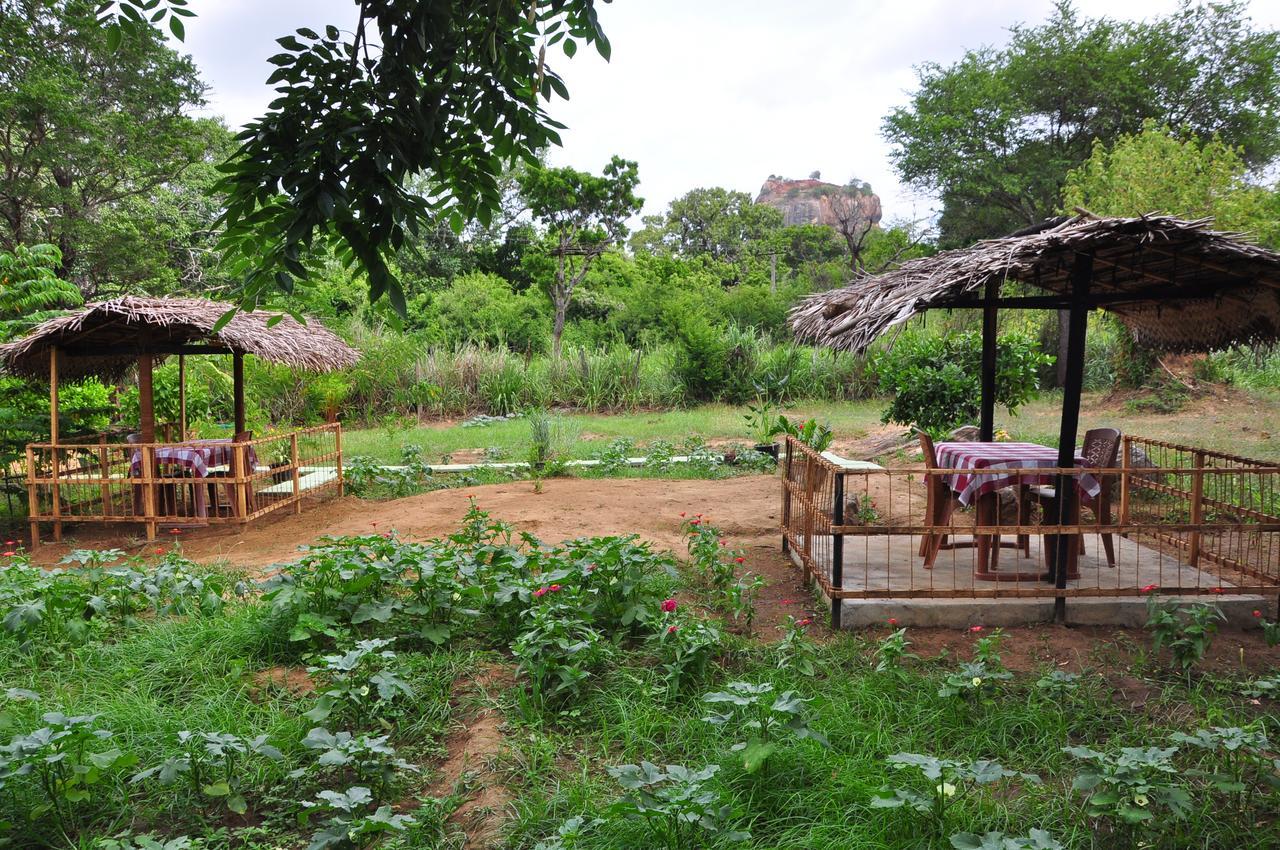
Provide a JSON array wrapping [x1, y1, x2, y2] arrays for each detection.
[[734, 557, 745, 564], [667, 624, 678, 634], [549, 584, 562, 592], [690, 519, 701, 526], [1, 551, 14, 557], [1253, 609, 1263, 618], [1141, 584, 1158, 594], [587, 564, 597, 572], [969, 625, 984, 633], [781, 598, 794, 604], [660, 598, 678, 613], [888, 618, 899, 626], [4, 540, 14, 546], [797, 618, 812, 627], [679, 512, 686, 518], [533, 587, 548, 598]]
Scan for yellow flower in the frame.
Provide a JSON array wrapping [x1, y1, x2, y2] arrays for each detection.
[[1134, 794, 1149, 807], [936, 783, 957, 797], [971, 677, 983, 687]]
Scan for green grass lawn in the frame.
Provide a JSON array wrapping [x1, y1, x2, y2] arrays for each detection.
[[341, 389, 1280, 465]]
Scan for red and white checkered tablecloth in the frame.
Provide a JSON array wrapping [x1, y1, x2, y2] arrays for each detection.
[[130, 439, 258, 478], [935, 441, 1102, 506]]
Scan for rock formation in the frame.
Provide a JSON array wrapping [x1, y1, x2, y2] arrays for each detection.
[[755, 175, 883, 229]]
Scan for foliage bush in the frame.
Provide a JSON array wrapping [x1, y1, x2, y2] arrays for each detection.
[[869, 328, 1052, 436]]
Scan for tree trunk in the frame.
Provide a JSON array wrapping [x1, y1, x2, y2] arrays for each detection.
[[552, 291, 567, 360]]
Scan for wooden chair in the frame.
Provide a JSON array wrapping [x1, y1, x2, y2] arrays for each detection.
[[919, 432, 967, 567], [1029, 427, 1121, 567]]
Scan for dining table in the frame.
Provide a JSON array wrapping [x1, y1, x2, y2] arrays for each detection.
[[129, 439, 259, 519], [934, 441, 1102, 582]]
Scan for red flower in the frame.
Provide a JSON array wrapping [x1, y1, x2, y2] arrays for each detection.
[[660, 598, 678, 613], [888, 618, 899, 626], [549, 584, 562, 592], [533, 587, 548, 598], [679, 512, 686, 518], [969, 625, 984, 633], [4, 541, 14, 546], [1211, 586, 1225, 594], [797, 618, 812, 627], [1253, 609, 1263, 618], [781, 598, 794, 604], [169, 528, 182, 535], [154, 548, 165, 555], [1, 551, 14, 557], [734, 556, 745, 564], [695, 513, 703, 518], [667, 624, 678, 634], [690, 520, 701, 526], [382, 532, 392, 538], [1141, 584, 1158, 594], [587, 564, 597, 572]]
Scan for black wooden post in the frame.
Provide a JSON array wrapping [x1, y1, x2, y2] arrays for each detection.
[[979, 278, 1000, 441], [232, 352, 246, 436], [831, 471, 844, 630], [1051, 253, 1093, 623]]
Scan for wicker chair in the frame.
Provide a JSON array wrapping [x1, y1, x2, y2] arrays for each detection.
[[1028, 427, 1121, 567]]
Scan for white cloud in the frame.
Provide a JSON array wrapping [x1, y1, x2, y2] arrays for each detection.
[[174, 0, 1280, 224]]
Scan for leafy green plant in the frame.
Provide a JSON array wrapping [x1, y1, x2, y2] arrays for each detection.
[[595, 437, 637, 474], [131, 731, 282, 815], [949, 830, 1063, 850], [743, 399, 777, 444], [875, 627, 918, 672], [871, 754, 1040, 838], [606, 762, 749, 849], [305, 639, 414, 726], [725, 573, 764, 633], [938, 661, 1012, 699], [293, 728, 419, 803], [1034, 670, 1081, 698], [766, 415, 834, 452], [651, 615, 722, 697], [702, 681, 828, 774], [299, 786, 415, 850], [0, 712, 137, 835], [1169, 725, 1278, 807], [1144, 597, 1225, 672], [512, 585, 610, 711], [1064, 745, 1191, 828], [774, 615, 818, 676]]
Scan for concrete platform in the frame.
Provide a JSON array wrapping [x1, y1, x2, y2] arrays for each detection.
[[788, 532, 1276, 628]]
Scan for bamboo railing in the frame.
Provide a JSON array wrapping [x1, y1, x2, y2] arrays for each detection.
[[24, 423, 343, 547], [780, 436, 1280, 627]]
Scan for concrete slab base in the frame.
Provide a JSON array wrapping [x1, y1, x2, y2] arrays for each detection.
[[784, 548, 1276, 629]]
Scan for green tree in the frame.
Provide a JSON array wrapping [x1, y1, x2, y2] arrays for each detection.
[[0, 0, 215, 294], [1062, 121, 1280, 248], [518, 155, 642, 357], [631, 187, 783, 265], [883, 0, 1280, 247], [100, 0, 616, 315], [0, 243, 81, 341]]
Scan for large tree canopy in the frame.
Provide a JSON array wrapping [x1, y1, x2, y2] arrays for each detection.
[[95, 0, 615, 315], [883, 0, 1280, 246], [0, 0, 217, 294]]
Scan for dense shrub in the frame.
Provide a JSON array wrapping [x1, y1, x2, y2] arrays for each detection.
[[869, 329, 1051, 436]]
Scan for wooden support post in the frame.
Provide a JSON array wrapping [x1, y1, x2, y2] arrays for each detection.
[[138, 355, 155, 443], [232, 352, 246, 437], [26, 446, 39, 551], [1188, 450, 1205, 567], [233, 442, 248, 519], [142, 444, 157, 541], [781, 439, 793, 555], [1118, 434, 1132, 537], [1052, 252, 1093, 623], [831, 471, 845, 630], [49, 347, 59, 443], [178, 354, 187, 440], [335, 423, 344, 497], [291, 432, 302, 514], [98, 435, 111, 516], [979, 278, 999, 441]]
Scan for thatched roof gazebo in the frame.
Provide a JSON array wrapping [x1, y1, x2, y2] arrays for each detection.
[[790, 213, 1280, 615], [1, 296, 360, 545]]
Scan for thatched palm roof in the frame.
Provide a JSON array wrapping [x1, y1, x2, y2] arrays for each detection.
[[0, 296, 360, 381], [791, 215, 1280, 353]]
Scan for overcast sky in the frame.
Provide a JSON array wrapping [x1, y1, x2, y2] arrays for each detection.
[[174, 0, 1280, 225]]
